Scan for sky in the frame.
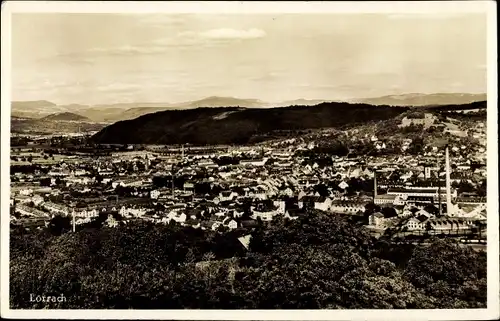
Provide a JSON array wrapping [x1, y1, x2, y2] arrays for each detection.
[[11, 12, 487, 105]]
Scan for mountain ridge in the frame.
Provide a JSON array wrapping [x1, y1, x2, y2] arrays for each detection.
[[351, 93, 487, 106], [12, 93, 487, 122]]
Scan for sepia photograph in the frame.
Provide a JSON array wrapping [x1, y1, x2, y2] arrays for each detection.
[[1, 1, 498, 320]]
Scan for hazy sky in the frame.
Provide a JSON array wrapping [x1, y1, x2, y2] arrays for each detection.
[[12, 13, 487, 105]]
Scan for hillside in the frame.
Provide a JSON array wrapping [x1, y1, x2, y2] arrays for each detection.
[[91, 102, 409, 145], [353, 93, 487, 107], [42, 112, 91, 122], [11, 100, 65, 117], [12, 93, 487, 122], [11, 118, 106, 135]]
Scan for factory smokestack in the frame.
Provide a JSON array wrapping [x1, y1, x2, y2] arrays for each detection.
[[373, 170, 377, 202], [438, 183, 442, 216], [445, 145, 453, 216]]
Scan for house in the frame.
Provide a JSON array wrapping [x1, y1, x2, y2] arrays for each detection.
[[285, 208, 308, 220], [105, 214, 119, 228], [400, 113, 435, 127], [183, 182, 195, 191], [19, 188, 33, 196], [168, 212, 187, 223], [42, 201, 69, 216], [399, 205, 414, 218], [252, 206, 280, 222], [272, 200, 287, 214], [240, 158, 268, 167], [150, 190, 161, 199], [75, 208, 99, 218], [368, 212, 385, 228], [15, 204, 49, 217], [238, 234, 252, 250], [219, 191, 239, 202], [414, 208, 433, 219], [201, 219, 222, 231], [314, 197, 332, 212], [222, 217, 238, 229], [31, 194, 44, 206], [338, 181, 349, 190], [405, 217, 426, 231]]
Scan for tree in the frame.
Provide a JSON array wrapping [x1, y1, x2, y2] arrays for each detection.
[[403, 238, 486, 308], [9, 212, 486, 309], [40, 177, 51, 187], [48, 215, 72, 236], [381, 207, 397, 218], [314, 183, 330, 198]]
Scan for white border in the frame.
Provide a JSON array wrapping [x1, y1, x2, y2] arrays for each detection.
[[1, 1, 498, 320]]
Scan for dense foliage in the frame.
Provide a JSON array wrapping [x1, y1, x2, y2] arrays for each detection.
[[10, 212, 486, 309], [90, 103, 409, 145]]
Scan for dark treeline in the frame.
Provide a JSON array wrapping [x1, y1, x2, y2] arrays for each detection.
[[91, 103, 409, 145], [10, 211, 486, 309], [424, 100, 486, 112]]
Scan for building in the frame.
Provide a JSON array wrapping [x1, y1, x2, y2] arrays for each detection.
[[387, 187, 457, 199], [251, 208, 280, 222], [405, 217, 426, 230], [374, 194, 397, 205], [330, 201, 366, 215], [368, 212, 385, 228]]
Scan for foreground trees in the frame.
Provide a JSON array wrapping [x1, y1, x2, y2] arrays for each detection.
[[10, 212, 486, 309]]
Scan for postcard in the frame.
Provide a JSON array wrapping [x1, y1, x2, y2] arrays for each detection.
[[1, 1, 498, 320]]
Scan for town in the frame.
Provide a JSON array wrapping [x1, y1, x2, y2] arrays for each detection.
[[9, 111, 488, 246]]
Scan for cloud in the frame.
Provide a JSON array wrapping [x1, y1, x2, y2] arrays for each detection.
[[189, 28, 267, 40], [46, 27, 267, 62]]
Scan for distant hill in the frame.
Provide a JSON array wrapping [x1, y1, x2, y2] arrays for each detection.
[[176, 96, 266, 109], [91, 102, 410, 145], [11, 93, 488, 123], [275, 99, 335, 107], [42, 112, 91, 121], [352, 93, 487, 107], [12, 100, 56, 109], [422, 100, 487, 112], [11, 115, 106, 134], [11, 100, 66, 117], [101, 97, 270, 122], [11, 97, 271, 122]]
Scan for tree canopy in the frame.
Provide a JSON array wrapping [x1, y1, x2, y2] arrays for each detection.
[[10, 212, 486, 309]]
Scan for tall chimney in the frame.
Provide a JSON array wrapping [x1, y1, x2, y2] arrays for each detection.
[[438, 183, 442, 216], [373, 170, 377, 202], [172, 170, 175, 198], [445, 145, 452, 216], [72, 209, 76, 233]]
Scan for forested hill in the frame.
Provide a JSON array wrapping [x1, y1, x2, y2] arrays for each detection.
[[91, 102, 410, 145], [41, 112, 90, 121]]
